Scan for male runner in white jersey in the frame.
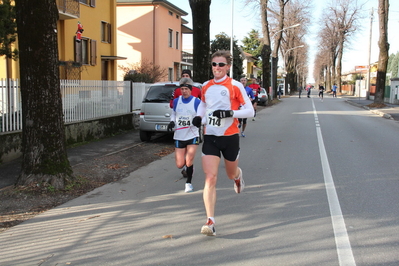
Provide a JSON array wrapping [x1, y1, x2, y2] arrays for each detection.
[[192, 50, 254, 236], [168, 78, 201, 192]]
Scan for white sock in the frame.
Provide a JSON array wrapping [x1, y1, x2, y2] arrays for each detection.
[[208, 217, 215, 224]]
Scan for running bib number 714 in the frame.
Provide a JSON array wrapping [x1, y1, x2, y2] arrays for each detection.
[[207, 110, 225, 127]]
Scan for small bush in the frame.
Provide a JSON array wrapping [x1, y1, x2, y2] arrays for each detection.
[[119, 58, 167, 83]]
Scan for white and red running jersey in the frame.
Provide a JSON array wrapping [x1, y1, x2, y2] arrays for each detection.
[[201, 77, 248, 136]]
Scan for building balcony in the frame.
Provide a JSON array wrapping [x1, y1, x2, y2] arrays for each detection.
[[57, 0, 80, 20], [182, 51, 193, 65]]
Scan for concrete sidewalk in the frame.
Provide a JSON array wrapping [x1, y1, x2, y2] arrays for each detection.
[[0, 130, 142, 189], [344, 96, 399, 121]]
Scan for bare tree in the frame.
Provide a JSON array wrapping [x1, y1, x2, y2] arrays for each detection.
[[269, 0, 290, 97], [321, 0, 364, 93], [279, 0, 310, 94], [189, 0, 211, 83], [374, 0, 389, 104], [249, 0, 308, 98], [15, 0, 73, 189], [316, 15, 340, 90], [260, 0, 272, 92], [118, 58, 167, 83], [313, 48, 330, 86]]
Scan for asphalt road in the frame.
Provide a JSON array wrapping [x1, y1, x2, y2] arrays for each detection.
[[1, 92, 399, 266]]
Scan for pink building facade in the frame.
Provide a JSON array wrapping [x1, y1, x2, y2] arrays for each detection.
[[117, 0, 192, 81]]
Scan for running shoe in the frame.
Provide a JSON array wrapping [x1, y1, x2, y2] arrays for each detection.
[[234, 167, 245, 193], [241, 132, 245, 137], [201, 218, 216, 236], [185, 183, 193, 193], [252, 118, 255, 121]]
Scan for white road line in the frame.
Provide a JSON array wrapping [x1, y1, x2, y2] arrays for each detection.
[[312, 99, 356, 266]]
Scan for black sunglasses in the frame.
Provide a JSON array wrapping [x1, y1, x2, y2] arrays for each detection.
[[212, 62, 227, 67]]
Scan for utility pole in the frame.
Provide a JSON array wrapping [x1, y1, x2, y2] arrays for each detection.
[[366, 7, 374, 100]]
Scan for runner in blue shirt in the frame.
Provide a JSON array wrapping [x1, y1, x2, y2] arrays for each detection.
[[238, 77, 255, 137]]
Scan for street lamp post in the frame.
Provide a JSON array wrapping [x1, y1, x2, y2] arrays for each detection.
[[230, 0, 234, 78], [270, 23, 300, 100]]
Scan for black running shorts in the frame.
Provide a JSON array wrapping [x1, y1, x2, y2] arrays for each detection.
[[174, 137, 199, 148], [202, 134, 240, 161]]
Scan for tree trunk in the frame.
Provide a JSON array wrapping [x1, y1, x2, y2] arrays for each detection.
[[15, 0, 73, 189], [189, 0, 211, 83], [375, 0, 389, 104], [261, 45, 271, 94], [286, 72, 295, 95], [336, 42, 343, 93], [271, 0, 285, 58], [260, 0, 271, 98], [331, 54, 336, 89], [272, 56, 279, 97], [272, 0, 286, 98], [326, 65, 331, 91]]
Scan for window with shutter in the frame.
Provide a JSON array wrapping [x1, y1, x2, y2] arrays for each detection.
[[91, 40, 97, 66], [168, 29, 173, 48], [101, 21, 111, 43], [107, 23, 111, 44], [176, 32, 179, 49], [79, 0, 95, 7], [81, 38, 89, 65], [75, 37, 82, 63]]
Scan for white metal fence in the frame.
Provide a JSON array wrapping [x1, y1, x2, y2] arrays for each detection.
[[0, 79, 22, 133], [0, 79, 149, 133]]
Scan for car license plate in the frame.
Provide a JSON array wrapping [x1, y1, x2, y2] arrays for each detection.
[[156, 124, 167, 130]]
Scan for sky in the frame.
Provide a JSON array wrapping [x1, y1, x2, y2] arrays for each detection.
[[169, 0, 399, 77]]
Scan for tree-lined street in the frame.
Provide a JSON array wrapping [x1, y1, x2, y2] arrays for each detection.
[[1, 92, 398, 265]]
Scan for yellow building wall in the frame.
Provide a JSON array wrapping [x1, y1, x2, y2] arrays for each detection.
[[0, 39, 20, 79], [0, 23, 19, 79], [246, 61, 254, 78], [58, 0, 118, 80], [1, 1, 118, 81], [0, 0, 17, 79], [117, 3, 184, 81]]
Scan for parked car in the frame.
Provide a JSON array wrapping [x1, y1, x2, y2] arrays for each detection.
[[139, 81, 202, 141], [257, 87, 268, 106]]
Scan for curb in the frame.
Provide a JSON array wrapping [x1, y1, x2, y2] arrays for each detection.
[[346, 100, 393, 120]]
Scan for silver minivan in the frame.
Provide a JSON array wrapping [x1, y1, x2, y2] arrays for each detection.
[[139, 81, 202, 141]]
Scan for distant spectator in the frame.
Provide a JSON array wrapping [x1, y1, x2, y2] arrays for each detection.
[[332, 84, 337, 98]]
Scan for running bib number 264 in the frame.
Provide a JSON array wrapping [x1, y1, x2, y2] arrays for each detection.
[[177, 116, 192, 127]]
